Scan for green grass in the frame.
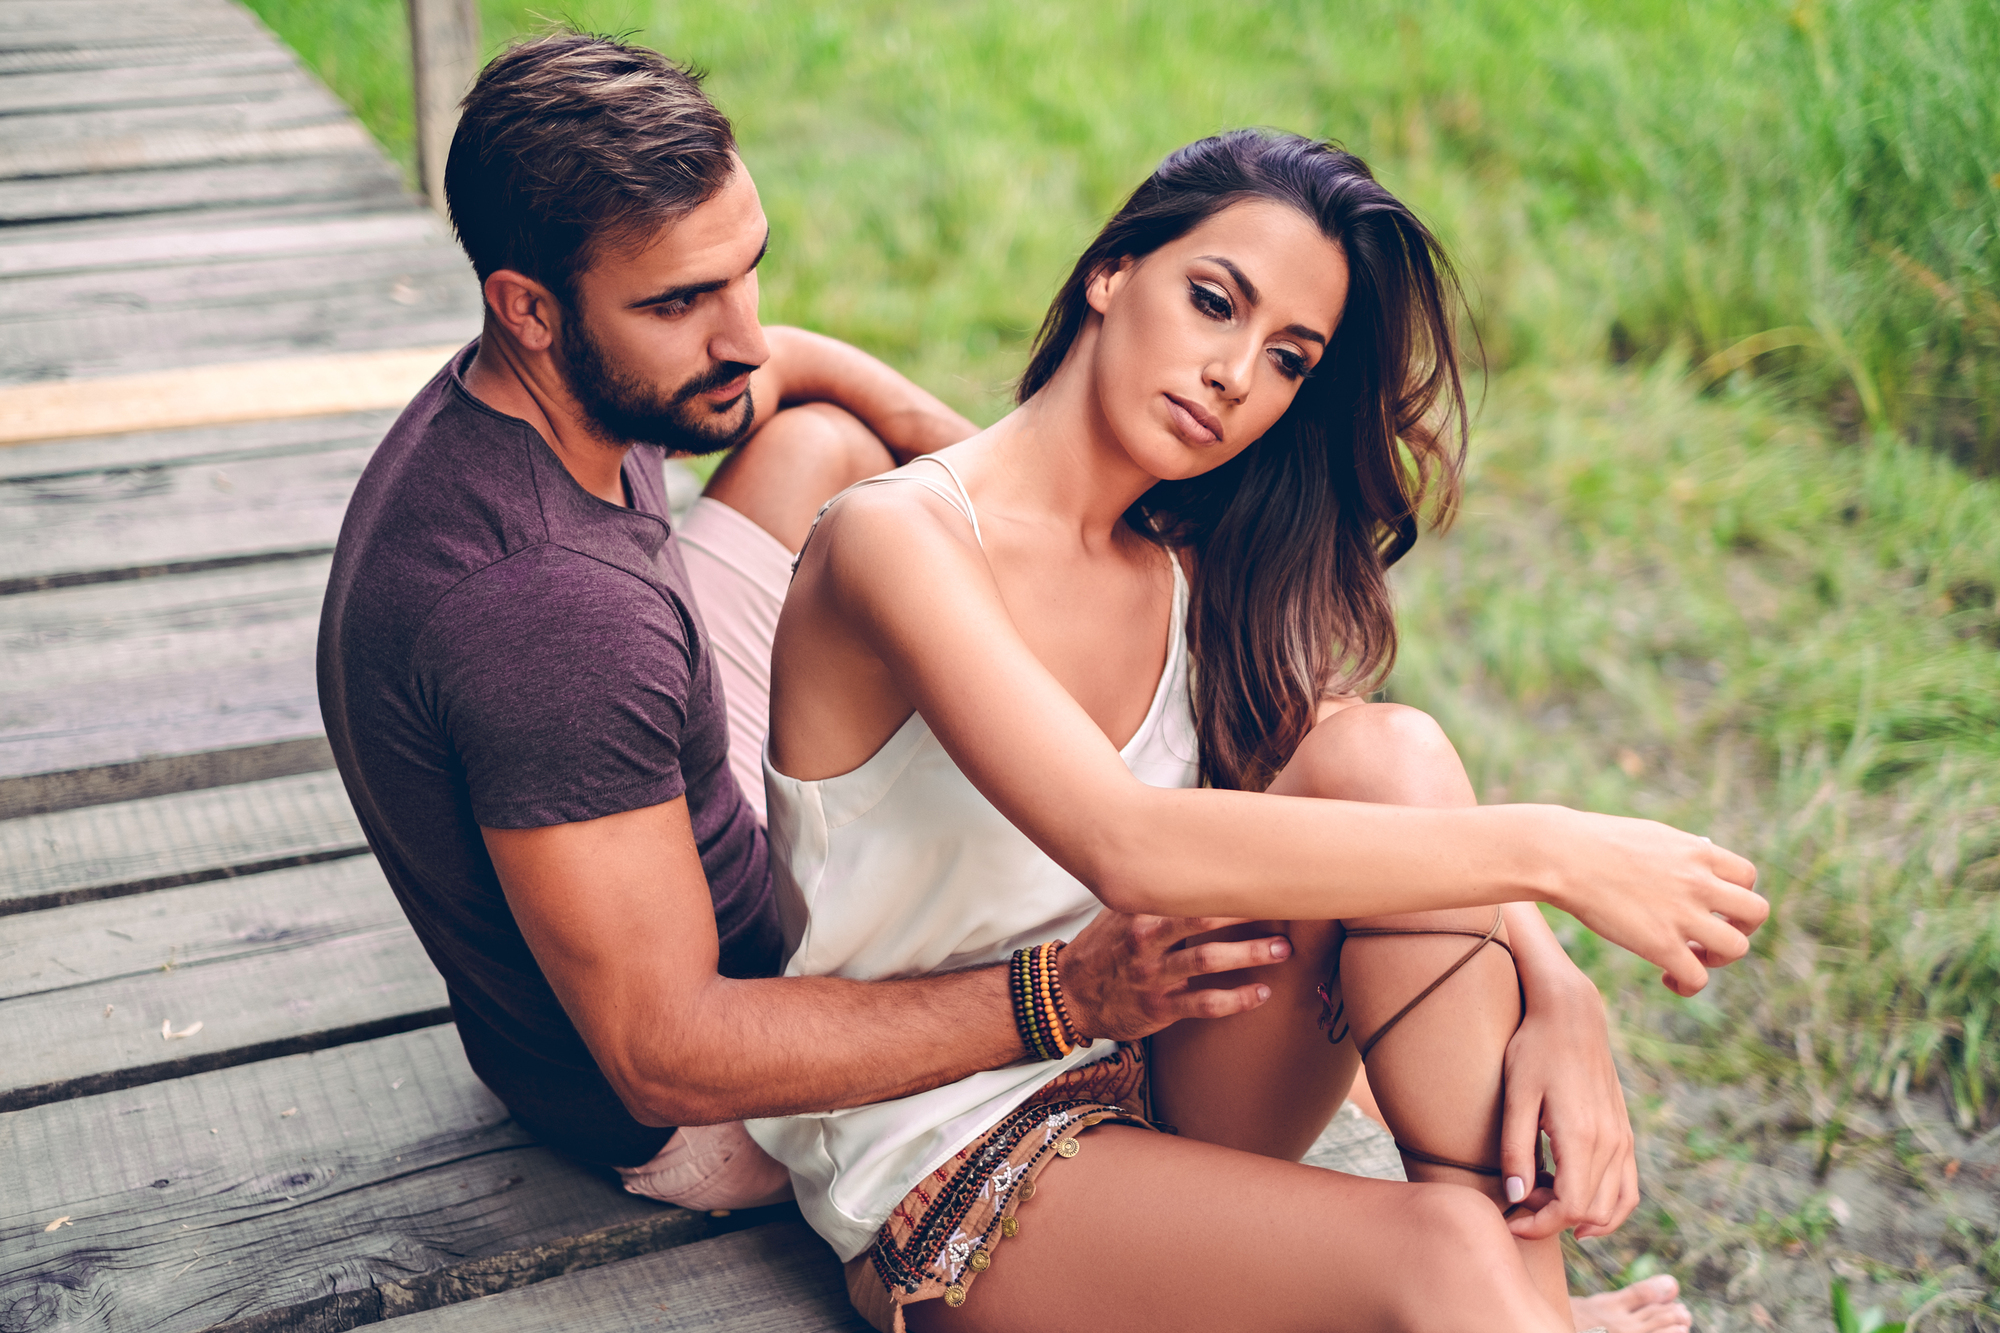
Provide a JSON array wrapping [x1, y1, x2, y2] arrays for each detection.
[[247, 0, 2000, 463], [244, 0, 2000, 1320]]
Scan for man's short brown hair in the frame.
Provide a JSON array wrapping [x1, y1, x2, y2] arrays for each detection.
[[445, 32, 738, 305]]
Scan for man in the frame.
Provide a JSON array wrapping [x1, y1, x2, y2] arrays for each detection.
[[317, 32, 1282, 1210]]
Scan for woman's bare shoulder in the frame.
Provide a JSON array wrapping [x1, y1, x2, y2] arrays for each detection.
[[802, 461, 986, 581]]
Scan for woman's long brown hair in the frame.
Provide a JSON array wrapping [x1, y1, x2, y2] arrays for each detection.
[[1019, 130, 1470, 792]]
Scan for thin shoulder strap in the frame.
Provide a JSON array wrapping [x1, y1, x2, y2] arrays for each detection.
[[904, 455, 983, 547], [792, 455, 984, 575]]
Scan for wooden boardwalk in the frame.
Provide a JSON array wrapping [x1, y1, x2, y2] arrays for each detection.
[[0, 2, 1403, 1328]]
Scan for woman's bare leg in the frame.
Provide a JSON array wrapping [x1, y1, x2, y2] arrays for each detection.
[[1149, 701, 1568, 1317], [700, 401, 894, 550], [905, 1124, 1570, 1333]]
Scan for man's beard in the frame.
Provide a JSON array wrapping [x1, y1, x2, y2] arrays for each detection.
[[555, 304, 756, 456]]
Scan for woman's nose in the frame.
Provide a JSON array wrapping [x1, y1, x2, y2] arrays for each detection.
[[1204, 347, 1255, 404]]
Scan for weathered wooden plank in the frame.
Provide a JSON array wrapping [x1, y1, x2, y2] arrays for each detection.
[[0, 211, 447, 278], [0, 84, 353, 152], [379, 1222, 865, 1333], [0, 36, 277, 77], [0, 285, 478, 386], [0, 851, 392, 999], [0, 769, 363, 914], [0, 409, 398, 480], [0, 61, 313, 115], [0, 735, 336, 822], [0, 2, 265, 46], [1, 121, 376, 183], [0, 558, 331, 810], [0, 859, 448, 1110], [0, 243, 472, 322], [0, 438, 369, 583], [0, 653, 325, 806], [0, 1026, 728, 1333], [0, 556, 327, 692], [0, 154, 409, 227], [0, 200, 425, 260]]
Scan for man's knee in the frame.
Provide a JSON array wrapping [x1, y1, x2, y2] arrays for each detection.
[[754, 402, 893, 485]]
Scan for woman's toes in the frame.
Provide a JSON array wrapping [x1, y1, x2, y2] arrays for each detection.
[[1570, 1274, 1689, 1333]]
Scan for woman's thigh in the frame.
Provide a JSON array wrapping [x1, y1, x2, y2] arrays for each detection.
[[1146, 917, 1356, 1161], [903, 1124, 1565, 1333]]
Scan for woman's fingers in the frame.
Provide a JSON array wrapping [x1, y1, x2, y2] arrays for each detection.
[[1497, 1085, 1544, 1221]]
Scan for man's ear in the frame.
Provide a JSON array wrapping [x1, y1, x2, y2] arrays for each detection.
[[482, 269, 560, 352], [1084, 257, 1136, 315]]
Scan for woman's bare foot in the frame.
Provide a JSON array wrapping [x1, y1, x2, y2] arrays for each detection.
[[1571, 1274, 1691, 1333]]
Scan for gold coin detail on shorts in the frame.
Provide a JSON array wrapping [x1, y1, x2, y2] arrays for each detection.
[[969, 1250, 990, 1271], [1017, 1178, 1035, 1200], [1001, 1217, 1020, 1238], [945, 1285, 967, 1307], [1056, 1138, 1080, 1158]]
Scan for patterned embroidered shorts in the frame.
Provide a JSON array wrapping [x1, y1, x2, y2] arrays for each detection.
[[844, 1042, 1158, 1333]]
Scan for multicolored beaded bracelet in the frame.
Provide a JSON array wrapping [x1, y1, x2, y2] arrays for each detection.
[[1009, 939, 1087, 1061]]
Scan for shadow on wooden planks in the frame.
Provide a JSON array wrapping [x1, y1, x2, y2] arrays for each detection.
[[0, 1025, 817, 1333]]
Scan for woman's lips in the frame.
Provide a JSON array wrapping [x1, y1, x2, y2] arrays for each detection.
[[1164, 393, 1223, 445]]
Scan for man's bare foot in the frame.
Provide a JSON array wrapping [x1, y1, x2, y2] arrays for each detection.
[[1571, 1274, 1691, 1333]]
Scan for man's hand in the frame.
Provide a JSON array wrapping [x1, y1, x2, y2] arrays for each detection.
[[1060, 912, 1287, 1041], [1496, 904, 1639, 1241]]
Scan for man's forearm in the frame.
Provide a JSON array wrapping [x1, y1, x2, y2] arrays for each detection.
[[619, 964, 1027, 1127], [762, 325, 977, 461]]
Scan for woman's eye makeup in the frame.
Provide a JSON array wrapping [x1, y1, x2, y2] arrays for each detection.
[[1187, 275, 1314, 380], [1187, 279, 1232, 320]]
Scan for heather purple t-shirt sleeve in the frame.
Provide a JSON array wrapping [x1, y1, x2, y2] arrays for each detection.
[[415, 544, 696, 828]]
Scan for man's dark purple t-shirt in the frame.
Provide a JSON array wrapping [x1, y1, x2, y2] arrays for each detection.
[[317, 341, 780, 1167]]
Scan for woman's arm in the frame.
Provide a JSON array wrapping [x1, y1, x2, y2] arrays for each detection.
[[782, 486, 1764, 995]]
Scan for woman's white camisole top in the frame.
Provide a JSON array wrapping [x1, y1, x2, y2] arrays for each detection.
[[744, 456, 1200, 1262]]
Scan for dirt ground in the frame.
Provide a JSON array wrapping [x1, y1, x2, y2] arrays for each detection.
[[1573, 1077, 2000, 1332], [1310, 1083, 1999, 1331]]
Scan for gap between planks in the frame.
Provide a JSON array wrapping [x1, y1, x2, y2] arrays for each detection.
[[0, 768, 364, 914]]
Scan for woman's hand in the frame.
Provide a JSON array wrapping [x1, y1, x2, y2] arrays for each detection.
[[1495, 905, 1637, 1239], [1539, 808, 1766, 995]]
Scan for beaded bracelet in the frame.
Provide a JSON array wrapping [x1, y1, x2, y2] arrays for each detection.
[[1010, 946, 1057, 1062], [1009, 940, 1088, 1061]]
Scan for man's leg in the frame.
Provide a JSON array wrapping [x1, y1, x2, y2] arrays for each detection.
[[678, 403, 895, 819], [703, 401, 896, 551]]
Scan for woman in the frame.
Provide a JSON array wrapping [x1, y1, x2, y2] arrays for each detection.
[[748, 130, 1761, 1332]]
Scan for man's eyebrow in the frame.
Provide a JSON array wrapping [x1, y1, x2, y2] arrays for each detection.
[[1197, 254, 1328, 345], [628, 227, 772, 310]]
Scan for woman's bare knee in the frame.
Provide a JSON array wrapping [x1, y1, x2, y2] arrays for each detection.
[[1269, 701, 1474, 808], [1388, 1186, 1553, 1332]]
